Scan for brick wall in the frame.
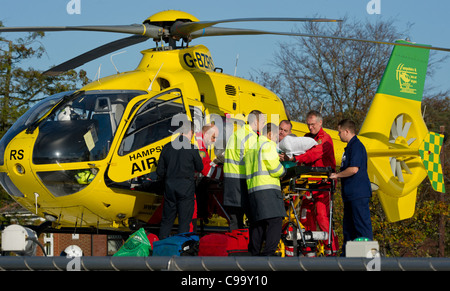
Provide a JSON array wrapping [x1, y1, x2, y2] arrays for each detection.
[[36, 233, 108, 256]]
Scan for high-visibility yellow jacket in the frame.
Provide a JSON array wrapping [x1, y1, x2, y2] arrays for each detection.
[[223, 124, 258, 207], [244, 135, 286, 221]]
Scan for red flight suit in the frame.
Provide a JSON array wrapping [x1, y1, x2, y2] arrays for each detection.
[[194, 133, 224, 227], [196, 133, 223, 180]]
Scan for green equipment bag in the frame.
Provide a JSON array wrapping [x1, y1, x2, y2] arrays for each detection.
[[113, 228, 152, 257]]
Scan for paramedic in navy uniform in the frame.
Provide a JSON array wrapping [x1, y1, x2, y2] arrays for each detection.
[[329, 119, 373, 256], [157, 119, 203, 239]]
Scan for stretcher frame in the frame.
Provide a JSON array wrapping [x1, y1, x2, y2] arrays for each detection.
[[280, 166, 335, 257]]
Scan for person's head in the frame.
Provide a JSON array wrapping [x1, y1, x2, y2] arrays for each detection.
[[279, 120, 292, 141], [337, 119, 357, 143], [179, 119, 195, 139], [247, 110, 266, 133], [263, 123, 279, 143], [306, 110, 323, 135], [202, 124, 219, 147]]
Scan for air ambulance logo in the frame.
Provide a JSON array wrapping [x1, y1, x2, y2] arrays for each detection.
[[396, 63, 418, 94]]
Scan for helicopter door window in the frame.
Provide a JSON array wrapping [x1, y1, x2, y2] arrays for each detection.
[[36, 168, 98, 197], [119, 89, 187, 155]]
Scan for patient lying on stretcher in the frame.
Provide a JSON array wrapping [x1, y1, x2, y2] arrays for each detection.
[[278, 135, 317, 169]]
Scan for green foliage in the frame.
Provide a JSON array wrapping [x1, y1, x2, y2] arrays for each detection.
[[372, 191, 449, 257], [0, 24, 90, 136]]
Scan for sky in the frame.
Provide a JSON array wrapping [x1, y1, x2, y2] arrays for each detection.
[[1, 0, 450, 95]]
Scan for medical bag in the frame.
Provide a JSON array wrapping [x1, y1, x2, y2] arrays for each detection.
[[152, 232, 199, 256], [198, 229, 250, 256], [113, 228, 153, 257]]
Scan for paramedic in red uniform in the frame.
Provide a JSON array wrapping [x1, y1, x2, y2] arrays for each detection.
[[195, 123, 224, 224], [196, 124, 223, 180], [282, 110, 339, 255]]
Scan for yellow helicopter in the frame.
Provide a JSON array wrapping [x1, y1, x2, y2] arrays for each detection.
[[0, 10, 446, 234]]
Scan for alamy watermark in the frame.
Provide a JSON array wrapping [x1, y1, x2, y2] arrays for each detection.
[[67, 0, 81, 15], [169, 112, 277, 150], [366, 0, 381, 15], [66, 1, 380, 17], [366, 249, 381, 271], [66, 256, 81, 271]]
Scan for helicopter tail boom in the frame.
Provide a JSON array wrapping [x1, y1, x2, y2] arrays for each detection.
[[358, 40, 445, 222]]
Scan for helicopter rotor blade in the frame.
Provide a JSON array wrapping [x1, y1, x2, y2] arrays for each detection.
[[190, 27, 450, 52], [171, 17, 341, 37], [0, 24, 164, 38], [43, 35, 149, 76]]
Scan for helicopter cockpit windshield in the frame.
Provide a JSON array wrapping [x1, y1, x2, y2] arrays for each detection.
[[32, 90, 146, 164], [0, 91, 73, 166]]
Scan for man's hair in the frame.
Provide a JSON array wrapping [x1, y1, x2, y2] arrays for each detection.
[[306, 110, 323, 122], [202, 124, 214, 133], [247, 110, 263, 124], [279, 119, 292, 130], [338, 119, 357, 134], [263, 123, 278, 136]]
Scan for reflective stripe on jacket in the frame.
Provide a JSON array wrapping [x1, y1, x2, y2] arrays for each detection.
[[224, 124, 258, 178], [245, 135, 285, 194], [223, 124, 258, 206]]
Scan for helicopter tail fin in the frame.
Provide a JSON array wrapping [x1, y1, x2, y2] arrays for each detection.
[[419, 131, 446, 193], [358, 40, 445, 222]]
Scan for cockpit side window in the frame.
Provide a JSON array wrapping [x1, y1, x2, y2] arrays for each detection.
[[32, 90, 146, 164]]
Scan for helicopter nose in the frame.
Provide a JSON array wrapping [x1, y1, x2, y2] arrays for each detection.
[[2, 132, 46, 205]]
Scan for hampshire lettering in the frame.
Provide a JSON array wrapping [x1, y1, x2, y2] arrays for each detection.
[[129, 146, 162, 175], [129, 146, 162, 161]]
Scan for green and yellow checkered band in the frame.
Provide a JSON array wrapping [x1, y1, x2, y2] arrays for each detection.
[[419, 132, 445, 193]]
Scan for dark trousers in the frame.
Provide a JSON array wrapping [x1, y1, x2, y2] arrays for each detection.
[[225, 206, 245, 230], [342, 197, 373, 255], [248, 217, 283, 256], [224, 179, 250, 230], [159, 179, 195, 239]]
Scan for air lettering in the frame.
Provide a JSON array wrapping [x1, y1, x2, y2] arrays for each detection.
[[131, 157, 157, 175]]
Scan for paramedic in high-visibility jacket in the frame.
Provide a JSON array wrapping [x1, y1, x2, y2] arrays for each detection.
[[245, 123, 286, 256], [223, 110, 265, 230]]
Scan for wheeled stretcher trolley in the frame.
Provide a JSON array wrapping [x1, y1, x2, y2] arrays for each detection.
[[280, 166, 336, 257]]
